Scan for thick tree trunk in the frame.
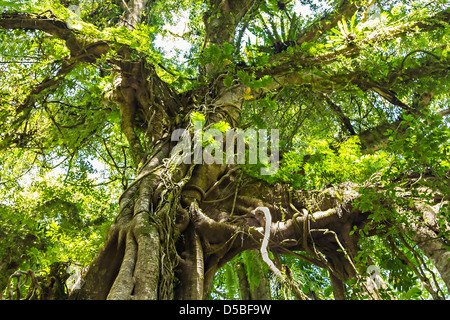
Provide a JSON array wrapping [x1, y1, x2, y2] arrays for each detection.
[[69, 92, 449, 300], [74, 144, 187, 299], [69, 145, 450, 300]]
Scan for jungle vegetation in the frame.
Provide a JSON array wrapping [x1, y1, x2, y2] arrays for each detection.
[[0, 0, 449, 300]]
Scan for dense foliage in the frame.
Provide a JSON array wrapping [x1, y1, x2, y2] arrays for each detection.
[[0, 0, 449, 300]]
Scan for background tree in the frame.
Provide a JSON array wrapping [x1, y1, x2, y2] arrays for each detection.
[[0, 0, 449, 300]]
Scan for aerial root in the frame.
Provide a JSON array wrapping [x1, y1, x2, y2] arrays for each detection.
[[107, 232, 137, 299], [104, 212, 161, 300]]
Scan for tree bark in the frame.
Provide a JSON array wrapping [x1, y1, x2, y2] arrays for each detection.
[[406, 201, 450, 294], [2, 4, 449, 301], [72, 156, 449, 300], [329, 272, 346, 300], [414, 233, 450, 295]]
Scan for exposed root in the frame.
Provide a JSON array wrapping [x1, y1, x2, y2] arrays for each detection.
[[107, 232, 137, 299]]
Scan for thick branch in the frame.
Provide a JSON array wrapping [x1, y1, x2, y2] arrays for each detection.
[[0, 12, 109, 60], [0, 11, 181, 165], [261, 7, 450, 86], [324, 96, 356, 135], [0, 57, 79, 150]]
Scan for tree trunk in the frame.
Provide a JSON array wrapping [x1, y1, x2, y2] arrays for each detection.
[[74, 143, 191, 299], [69, 104, 449, 301], [73, 155, 368, 299], [329, 272, 346, 300], [237, 250, 271, 300]]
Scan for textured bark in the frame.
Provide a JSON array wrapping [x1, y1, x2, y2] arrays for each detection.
[[237, 250, 271, 300], [174, 223, 205, 300], [414, 234, 450, 294], [202, 0, 257, 77], [329, 272, 346, 300], [407, 202, 450, 294], [296, 0, 358, 45]]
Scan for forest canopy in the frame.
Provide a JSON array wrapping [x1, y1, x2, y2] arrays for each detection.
[[0, 0, 449, 300]]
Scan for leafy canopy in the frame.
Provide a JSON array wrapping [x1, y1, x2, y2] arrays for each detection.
[[0, 0, 449, 299]]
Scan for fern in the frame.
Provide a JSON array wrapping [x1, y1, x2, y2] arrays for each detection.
[[287, 13, 300, 42], [242, 250, 267, 291], [224, 262, 239, 299]]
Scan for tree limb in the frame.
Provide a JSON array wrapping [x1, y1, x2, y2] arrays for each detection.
[[296, 0, 359, 45], [261, 7, 450, 85], [0, 12, 109, 60], [324, 96, 356, 135], [0, 57, 79, 150]]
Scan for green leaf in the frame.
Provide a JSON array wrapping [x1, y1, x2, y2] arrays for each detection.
[[222, 42, 234, 59], [190, 111, 206, 126], [211, 121, 230, 133], [223, 74, 234, 87], [237, 70, 252, 85]]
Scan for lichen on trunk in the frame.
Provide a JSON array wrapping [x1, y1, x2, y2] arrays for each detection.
[[2, 1, 449, 301]]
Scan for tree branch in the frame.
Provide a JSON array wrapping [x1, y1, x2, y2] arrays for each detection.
[[324, 96, 356, 135], [0, 57, 79, 150], [117, 0, 154, 29], [0, 12, 109, 60], [260, 7, 450, 85]]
